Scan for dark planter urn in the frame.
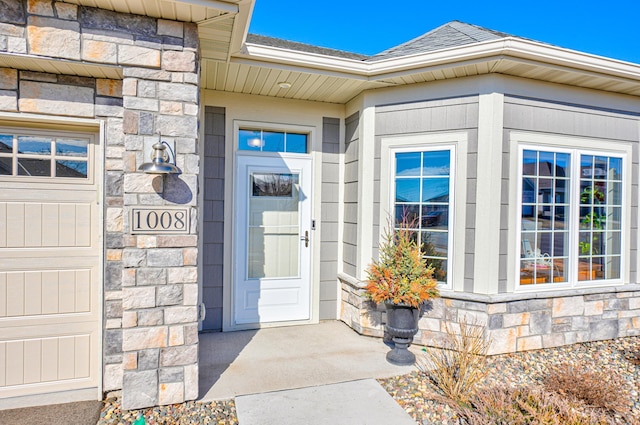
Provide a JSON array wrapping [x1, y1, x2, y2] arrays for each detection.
[[384, 302, 420, 365]]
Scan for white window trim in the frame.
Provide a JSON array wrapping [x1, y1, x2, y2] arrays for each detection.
[[510, 131, 632, 292], [380, 131, 467, 291], [0, 126, 96, 185]]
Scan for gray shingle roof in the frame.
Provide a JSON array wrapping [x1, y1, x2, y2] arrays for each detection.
[[245, 34, 369, 60], [367, 21, 513, 61], [247, 22, 524, 62]]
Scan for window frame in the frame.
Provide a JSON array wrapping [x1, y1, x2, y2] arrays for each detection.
[[380, 132, 467, 291], [0, 126, 96, 184], [512, 132, 630, 292]]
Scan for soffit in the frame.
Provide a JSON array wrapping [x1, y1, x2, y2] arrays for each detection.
[[62, 0, 240, 22], [0, 53, 122, 79]]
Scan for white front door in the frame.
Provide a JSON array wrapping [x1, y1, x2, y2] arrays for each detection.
[[234, 154, 312, 325]]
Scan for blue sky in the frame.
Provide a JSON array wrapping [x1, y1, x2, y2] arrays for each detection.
[[249, 0, 640, 64]]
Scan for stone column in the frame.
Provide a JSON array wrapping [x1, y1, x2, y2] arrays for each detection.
[[118, 21, 201, 411]]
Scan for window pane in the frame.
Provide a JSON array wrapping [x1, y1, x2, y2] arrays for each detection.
[[396, 152, 421, 176], [522, 177, 536, 203], [0, 157, 11, 175], [554, 179, 567, 203], [18, 136, 51, 155], [286, 133, 307, 153], [239, 130, 262, 151], [580, 155, 594, 178], [609, 157, 622, 180], [56, 139, 88, 157], [252, 173, 295, 197], [261, 131, 285, 152], [395, 205, 419, 227], [428, 259, 447, 283], [422, 177, 449, 202], [422, 205, 448, 229], [556, 153, 569, 177], [56, 160, 88, 178], [594, 156, 608, 180], [554, 206, 566, 229], [423, 150, 450, 176], [522, 150, 537, 176], [608, 207, 621, 230], [396, 179, 420, 202], [18, 158, 50, 176], [0, 134, 12, 153], [538, 152, 554, 176], [422, 231, 447, 257]]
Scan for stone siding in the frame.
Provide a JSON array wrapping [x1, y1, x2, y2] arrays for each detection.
[[0, 0, 200, 410], [340, 278, 640, 355]]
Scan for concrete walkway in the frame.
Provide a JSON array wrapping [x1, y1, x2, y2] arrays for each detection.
[[199, 320, 421, 424]]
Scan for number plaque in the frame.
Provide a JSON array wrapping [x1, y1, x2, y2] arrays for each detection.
[[131, 207, 190, 234]]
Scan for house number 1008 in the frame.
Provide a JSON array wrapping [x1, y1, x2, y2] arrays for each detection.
[[131, 208, 190, 234]]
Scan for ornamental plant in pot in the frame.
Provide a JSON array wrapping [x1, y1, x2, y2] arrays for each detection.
[[366, 218, 439, 365]]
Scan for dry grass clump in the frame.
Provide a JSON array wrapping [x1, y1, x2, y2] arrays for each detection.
[[544, 363, 629, 413], [457, 385, 615, 425], [417, 317, 490, 404]]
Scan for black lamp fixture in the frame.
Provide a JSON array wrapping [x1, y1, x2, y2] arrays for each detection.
[[139, 141, 180, 175]]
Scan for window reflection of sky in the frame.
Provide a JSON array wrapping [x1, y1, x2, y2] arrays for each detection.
[[17, 136, 51, 155], [0, 134, 12, 153]]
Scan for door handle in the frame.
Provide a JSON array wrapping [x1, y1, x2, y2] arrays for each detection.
[[300, 230, 309, 247]]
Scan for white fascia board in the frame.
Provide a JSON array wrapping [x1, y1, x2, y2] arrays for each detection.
[[172, 0, 239, 14], [242, 38, 640, 86]]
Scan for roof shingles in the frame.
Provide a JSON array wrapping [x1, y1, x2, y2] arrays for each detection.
[[246, 21, 518, 62]]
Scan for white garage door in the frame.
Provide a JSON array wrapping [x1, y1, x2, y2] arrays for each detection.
[[0, 127, 101, 404]]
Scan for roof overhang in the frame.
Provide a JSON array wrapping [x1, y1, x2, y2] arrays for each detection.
[[204, 37, 640, 103]]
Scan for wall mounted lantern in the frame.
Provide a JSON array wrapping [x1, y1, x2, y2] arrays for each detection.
[[139, 141, 180, 175]]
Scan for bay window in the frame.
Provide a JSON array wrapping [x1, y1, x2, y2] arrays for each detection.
[[519, 147, 623, 287]]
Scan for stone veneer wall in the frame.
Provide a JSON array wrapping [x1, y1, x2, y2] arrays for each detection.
[[340, 277, 640, 355], [0, 0, 200, 410]]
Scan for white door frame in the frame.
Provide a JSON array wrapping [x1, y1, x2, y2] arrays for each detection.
[[231, 152, 313, 328]]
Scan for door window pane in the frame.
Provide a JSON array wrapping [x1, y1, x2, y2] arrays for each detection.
[[239, 129, 308, 153], [248, 173, 300, 279]]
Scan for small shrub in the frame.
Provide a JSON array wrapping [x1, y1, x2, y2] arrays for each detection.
[[417, 316, 490, 404], [457, 385, 615, 425], [543, 363, 629, 413], [365, 216, 439, 308]]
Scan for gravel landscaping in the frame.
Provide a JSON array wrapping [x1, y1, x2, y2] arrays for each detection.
[[98, 336, 640, 424]]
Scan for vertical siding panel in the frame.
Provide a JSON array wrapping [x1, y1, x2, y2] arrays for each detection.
[[58, 271, 76, 313], [22, 339, 42, 384], [24, 203, 42, 247], [6, 272, 24, 317], [75, 270, 91, 312], [58, 336, 75, 380], [75, 204, 91, 247], [24, 272, 42, 315], [41, 271, 59, 314], [42, 203, 59, 246], [6, 203, 25, 247], [0, 342, 5, 386], [0, 273, 5, 317], [5, 341, 24, 385], [41, 338, 58, 382], [0, 203, 6, 247], [59, 204, 76, 246], [74, 335, 90, 378], [202, 106, 226, 331]]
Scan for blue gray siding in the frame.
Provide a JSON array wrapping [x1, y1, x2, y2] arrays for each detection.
[[343, 112, 359, 277], [502, 95, 640, 292], [202, 106, 225, 330], [374, 96, 479, 292], [320, 117, 340, 319]]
